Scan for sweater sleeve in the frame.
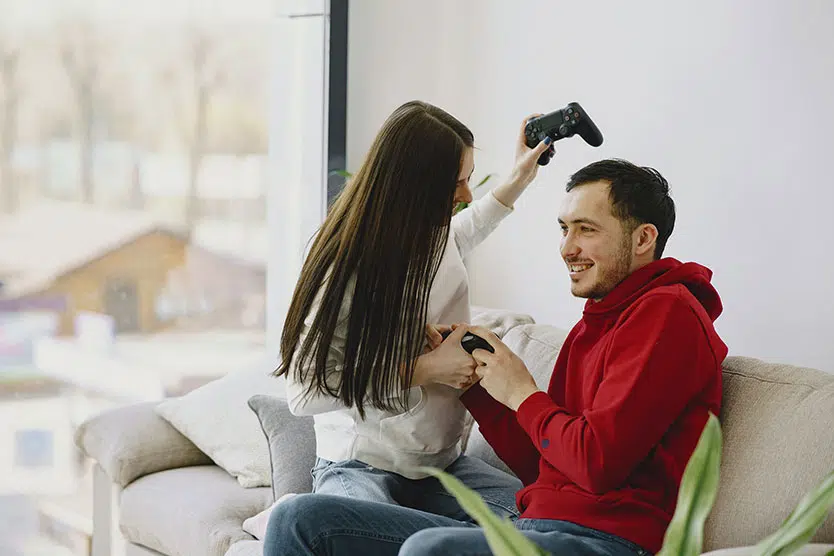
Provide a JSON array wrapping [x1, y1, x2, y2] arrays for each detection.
[[514, 294, 718, 494], [451, 191, 513, 259], [460, 383, 541, 485], [285, 283, 353, 415]]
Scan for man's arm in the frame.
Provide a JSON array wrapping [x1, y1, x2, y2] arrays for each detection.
[[513, 294, 721, 494], [460, 383, 541, 485]]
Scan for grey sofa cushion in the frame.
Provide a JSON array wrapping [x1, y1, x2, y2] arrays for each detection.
[[702, 545, 834, 556], [704, 356, 834, 551], [120, 466, 272, 556], [470, 305, 535, 337], [247, 394, 317, 501], [75, 401, 212, 487]]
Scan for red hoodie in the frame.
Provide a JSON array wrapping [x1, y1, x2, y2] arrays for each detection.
[[461, 258, 728, 554]]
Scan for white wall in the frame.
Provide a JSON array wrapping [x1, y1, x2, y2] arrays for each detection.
[[346, 0, 834, 372]]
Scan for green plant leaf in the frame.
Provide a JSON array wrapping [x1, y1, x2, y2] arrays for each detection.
[[752, 469, 834, 556], [330, 169, 352, 178], [420, 467, 547, 556], [475, 173, 496, 188], [657, 413, 723, 556]]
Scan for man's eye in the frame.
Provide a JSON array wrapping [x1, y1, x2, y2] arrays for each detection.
[[581, 226, 594, 233]]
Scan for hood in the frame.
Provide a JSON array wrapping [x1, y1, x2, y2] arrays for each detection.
[[583, 258, 723, 321]]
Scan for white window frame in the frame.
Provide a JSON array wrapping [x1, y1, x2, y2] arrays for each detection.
[[266, 0, 332, 358]]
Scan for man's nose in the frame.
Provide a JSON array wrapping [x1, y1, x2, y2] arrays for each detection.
[[561, 233, 579, 259]]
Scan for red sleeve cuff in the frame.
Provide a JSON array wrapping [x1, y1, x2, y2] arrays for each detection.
[[515, 391, 557, 438], [459, 381, 485, 405]]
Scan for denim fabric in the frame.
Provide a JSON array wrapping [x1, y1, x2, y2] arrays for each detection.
[[263, 493, 650, 556], [311, 454, 522, 521], [263, 493, 474, 556], [400, 518, 651, 556]]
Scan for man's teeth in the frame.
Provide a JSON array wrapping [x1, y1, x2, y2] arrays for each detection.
[[569, 264, 593, 272]]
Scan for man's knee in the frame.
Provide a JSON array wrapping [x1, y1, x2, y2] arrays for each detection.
[[400, 528, 486, 556], [399, 529, 440, 556]]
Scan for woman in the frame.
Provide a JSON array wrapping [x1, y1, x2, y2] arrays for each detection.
[[274, 100, 553, 519]]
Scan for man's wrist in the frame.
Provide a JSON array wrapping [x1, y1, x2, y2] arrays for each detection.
[[508, 385, 540, 411], [458, 376, 482, 395]]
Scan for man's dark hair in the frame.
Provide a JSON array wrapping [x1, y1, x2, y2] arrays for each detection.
[[566, 159, 676, 259]]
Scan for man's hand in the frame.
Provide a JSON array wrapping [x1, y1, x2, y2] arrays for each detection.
[[467, 326, 541, 410]]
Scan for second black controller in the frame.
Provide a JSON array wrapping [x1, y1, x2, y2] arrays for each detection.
[[524, 102, 604, 166], [440, 329, 495, 354]]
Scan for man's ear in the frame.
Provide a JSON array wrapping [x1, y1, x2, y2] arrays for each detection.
[[634, 223, 658, 257]]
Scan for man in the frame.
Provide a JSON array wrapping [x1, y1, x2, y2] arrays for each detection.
[[265, 159, 728, 556]]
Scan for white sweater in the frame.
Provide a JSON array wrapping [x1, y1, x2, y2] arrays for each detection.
[[285, 192, 513, 479]]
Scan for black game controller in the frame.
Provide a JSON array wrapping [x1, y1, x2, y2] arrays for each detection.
[[524, 102, 604, 166], [440, 330, 495, 354]]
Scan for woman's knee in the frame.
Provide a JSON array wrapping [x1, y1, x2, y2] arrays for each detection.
[[264, 493, 361, 555], [266, 493, 342, 538]]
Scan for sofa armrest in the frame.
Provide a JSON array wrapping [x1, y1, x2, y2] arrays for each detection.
[[91, 463, 126, 556], [75, 401, 213, 487]]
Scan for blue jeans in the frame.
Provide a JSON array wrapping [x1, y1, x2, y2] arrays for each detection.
[[310, 455, 521, 521], [400, 519, 652, 556], [263, 494, 651, 556]]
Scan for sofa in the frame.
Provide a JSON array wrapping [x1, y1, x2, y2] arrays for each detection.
[[75, 309, 834, 556]]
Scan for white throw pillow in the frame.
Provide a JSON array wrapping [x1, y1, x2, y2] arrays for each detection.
[[242, 493, 298, 540], [155, 360, 286, 488]]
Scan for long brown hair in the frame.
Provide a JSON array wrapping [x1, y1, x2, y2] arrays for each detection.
[[275, 101, 474, 418]]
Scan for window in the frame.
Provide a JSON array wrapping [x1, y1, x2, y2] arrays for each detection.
[[0, 2, 271, 552], [102, 278, 139, 333], [14, 430, 54, 469]]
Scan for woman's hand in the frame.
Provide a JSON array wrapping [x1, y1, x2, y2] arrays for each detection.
[[413, 325, 477, 389], [492, 114, 555, 208], [509, 113, 555, 188], [424, 323, 452, 352]]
